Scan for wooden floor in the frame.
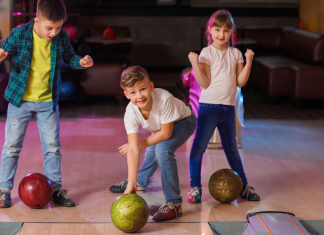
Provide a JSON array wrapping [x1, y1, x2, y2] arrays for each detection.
[[0, 117, 324, 234]]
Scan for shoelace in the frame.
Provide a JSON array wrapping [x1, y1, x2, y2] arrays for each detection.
[[188, 187, 200, 196], [117, 179, 128, 187], [242, 185, 255, 198], [159, 203, 179, 217], [55, 189, 70, 199]]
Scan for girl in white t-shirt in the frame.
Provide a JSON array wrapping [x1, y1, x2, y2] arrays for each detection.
[[187, 10, 260, 203], [109, 66, 197, 221]]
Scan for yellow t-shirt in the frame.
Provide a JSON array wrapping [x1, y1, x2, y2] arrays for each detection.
[[22, 28, 52, 102]]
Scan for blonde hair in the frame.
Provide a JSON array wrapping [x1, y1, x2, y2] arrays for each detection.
[[120, 66, 150, 89], [205, 10, 235, 47]]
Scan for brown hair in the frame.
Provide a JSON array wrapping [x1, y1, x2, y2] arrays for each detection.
[[37, 0, 67, 22], [205, 9, 235, 47], [121, 66, 150, 89]]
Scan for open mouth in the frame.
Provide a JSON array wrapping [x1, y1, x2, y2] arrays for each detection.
[[48, 36, 53, 40]]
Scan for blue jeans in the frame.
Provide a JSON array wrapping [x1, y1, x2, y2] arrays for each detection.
[[0, 101, 62, 190], [137, 112, 197, 204], [189, 103, 248, 188]]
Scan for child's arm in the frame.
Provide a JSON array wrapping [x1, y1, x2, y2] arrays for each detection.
[[119, 122, 174, 155], [124, 133, 140, 194], [62, 30, 93, 69], [188, 52, 211, 89], [236, 49, 254, 87], [0, 30, 17, 63], [139, 122, 174, 149]]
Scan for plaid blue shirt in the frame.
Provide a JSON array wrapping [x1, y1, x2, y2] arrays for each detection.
[[0, 19, 84, 111]]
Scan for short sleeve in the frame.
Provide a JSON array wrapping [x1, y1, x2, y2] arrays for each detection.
[[160, 97, 181, 124], [124, 107, 139, 134], [198, 47, 211, 65], [237, 49, 244, 64]]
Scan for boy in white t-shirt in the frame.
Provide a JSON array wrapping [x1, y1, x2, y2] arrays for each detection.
[[109, 66, 196, 221]]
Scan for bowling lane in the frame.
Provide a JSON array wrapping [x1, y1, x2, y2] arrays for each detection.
[[0, 118, 324, 225], [20, 222, 214, 235]]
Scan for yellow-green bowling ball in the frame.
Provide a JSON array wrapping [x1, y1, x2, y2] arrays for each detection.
[[111, 194, 149, 233]]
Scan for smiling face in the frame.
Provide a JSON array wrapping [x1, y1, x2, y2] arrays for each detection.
[[209, 25, 232, 49], [33, 17, 63, 40], [124, 78, 154, 110]]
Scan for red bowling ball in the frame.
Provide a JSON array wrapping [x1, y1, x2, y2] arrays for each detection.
[[18, 173, 54, 208], [62, 24, 78, 41]]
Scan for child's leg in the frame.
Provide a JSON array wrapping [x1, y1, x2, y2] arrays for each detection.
[[189, 103, 221, 188], [35, 102, 62, 190], [137, 144, 158, 187], [156, 113, 196, 204], [0, 103, 33, 190], [217, 106, 248, 185]]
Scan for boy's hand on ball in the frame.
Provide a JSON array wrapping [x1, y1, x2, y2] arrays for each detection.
[[188, 52, 199, 65], [80, 55, 93, 68], [245, 49, 254, 64], [124, 182, 137, 194], [118, 143, 129, 156], [0, 49, 9, 63]]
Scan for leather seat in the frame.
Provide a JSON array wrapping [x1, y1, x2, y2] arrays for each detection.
[[246, 27, 324, 102], [250, 56, 305, 97], [291, 64, 324, 100]]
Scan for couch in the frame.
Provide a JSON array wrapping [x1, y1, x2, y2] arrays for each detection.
[[244, 27, 324, 104]]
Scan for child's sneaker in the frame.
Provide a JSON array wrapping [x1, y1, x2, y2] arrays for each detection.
[[240, 184, 260, 201], [0, 190, 11, 208], [188, 187, 202, 204], [152, 203, 182, 221], [109, 179, 146, 193], [52, 189, 75, 207]]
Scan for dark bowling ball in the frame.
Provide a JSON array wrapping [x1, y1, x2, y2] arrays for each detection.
[[208, 168, 243, 203], [18, 173, 54, 208], [60, 80, 74, 99], [60, 59, 70, 71]]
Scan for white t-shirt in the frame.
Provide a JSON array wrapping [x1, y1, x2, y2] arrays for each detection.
[[124, 88, 191, 134], [198, 45, 244, 106]]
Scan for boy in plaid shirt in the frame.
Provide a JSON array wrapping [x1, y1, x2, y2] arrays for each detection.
[[0, 0, 93, 208]]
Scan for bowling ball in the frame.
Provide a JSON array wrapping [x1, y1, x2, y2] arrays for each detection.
[[208, 168, 243, 203], [232, 30, 237, 43], [180, 67, 192, 89], [18, 173, 54, 208], [60, 59, 70, 71], [60, 80, 74, 99], [103, 27, 115, 40], [62, 24, 78, 41], [111, 194, 149, 233]]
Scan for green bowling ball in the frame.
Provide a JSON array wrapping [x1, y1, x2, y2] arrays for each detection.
[[111, 194, 149, 233]]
